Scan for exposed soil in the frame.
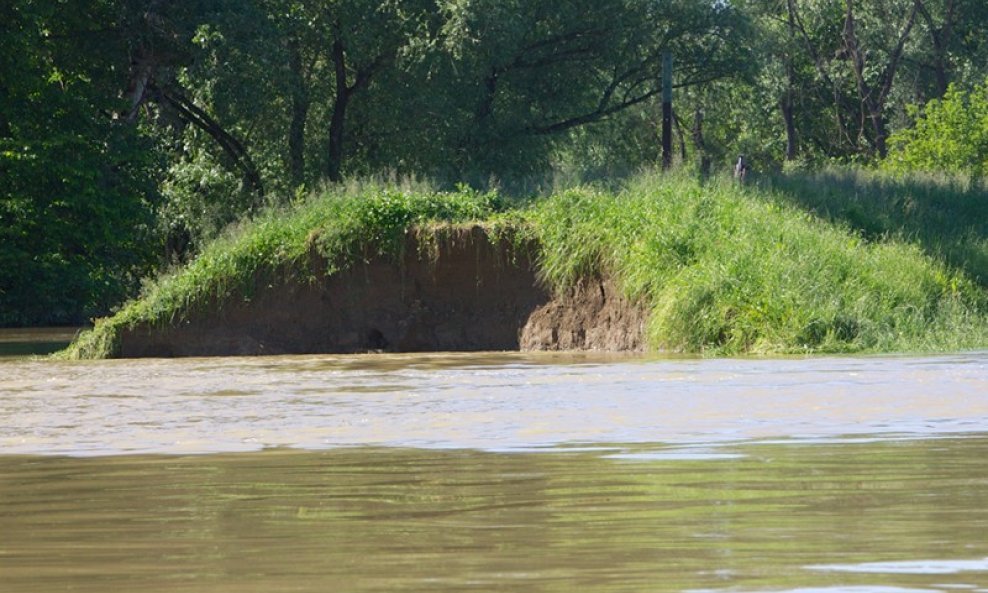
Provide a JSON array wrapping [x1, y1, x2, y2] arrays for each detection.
[[117, 225, 647, 357], [521, 277, 647, 352]]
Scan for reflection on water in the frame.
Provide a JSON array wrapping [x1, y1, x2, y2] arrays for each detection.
[[0, 327, 81, 357], [1, 440, 987, 593], [1, 350, 988, 592], [807, 559, 988, 575]]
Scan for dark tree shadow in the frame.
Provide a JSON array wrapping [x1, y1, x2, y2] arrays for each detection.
[[757, 169, 988, 287]]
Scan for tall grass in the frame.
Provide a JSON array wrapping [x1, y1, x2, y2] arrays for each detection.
[[759, 167, 988, 287], [62, 169, 988, 359], [528, 170, 988, 354]]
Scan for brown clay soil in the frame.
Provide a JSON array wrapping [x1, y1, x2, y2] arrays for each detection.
[[118, 225, 647, 357]]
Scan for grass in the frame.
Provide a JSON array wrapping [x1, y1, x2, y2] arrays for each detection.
[[60, 168, 988, 359], [61, 182, 506, 359], [527, 170, 987, 354], [760, 167, 988, 287]]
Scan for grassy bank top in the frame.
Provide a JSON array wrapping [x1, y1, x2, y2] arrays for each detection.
[[62, 170, 988, 359]]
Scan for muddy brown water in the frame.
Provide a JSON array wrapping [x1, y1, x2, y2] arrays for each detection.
[[0, 327, 80, 357], [1, 342, 987, 592]]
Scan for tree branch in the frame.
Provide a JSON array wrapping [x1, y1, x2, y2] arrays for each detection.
[[154, 84, 264, 196]]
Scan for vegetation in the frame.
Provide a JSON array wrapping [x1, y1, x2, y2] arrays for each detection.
[[761, 168, 988, 287], [0, 1, 160, 325], [3, 0, 988, 350], [885, 80, 988, 177], [62, 182, 508, 358], [531, 171, 987, 354], [62, 171, 988, 358]]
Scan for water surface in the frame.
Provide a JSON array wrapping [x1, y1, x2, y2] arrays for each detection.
[[0, 327, 80, 357], [1, 349, 987, 592], [2, 352, 986, 455]]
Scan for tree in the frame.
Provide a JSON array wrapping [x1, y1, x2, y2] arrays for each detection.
[[840, 0, 920, 158], [0, 0, 160, 325], [427, 0, 753, 177], [904, 0, 988, 101], [752, 0, 932, 161], [885, 80, 988, 176]]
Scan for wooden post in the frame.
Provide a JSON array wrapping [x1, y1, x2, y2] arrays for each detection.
[[662, 51, 673, 169]]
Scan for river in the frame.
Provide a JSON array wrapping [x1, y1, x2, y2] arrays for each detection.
[[1, 342, 987, 592]]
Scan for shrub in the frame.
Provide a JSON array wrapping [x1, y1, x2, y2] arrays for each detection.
[[886, 81, 988, 178]]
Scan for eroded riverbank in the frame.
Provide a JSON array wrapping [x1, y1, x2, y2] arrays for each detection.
[[60, 179, 988, 359], [113, 227, 646, 358]]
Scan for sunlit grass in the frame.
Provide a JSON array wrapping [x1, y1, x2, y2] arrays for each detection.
[[527, 170, 987, 354]]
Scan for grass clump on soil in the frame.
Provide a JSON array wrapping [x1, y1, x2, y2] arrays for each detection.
[[61, 169, 988, 359], [61, 183, 505, 359], [526, 170, 988, 355]]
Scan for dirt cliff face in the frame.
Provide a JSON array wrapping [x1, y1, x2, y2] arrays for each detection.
[[117, 226, 647, 357], [521, 277, 647, 352]]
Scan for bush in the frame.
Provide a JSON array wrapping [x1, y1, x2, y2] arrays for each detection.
[[885, 81, 988, 178]]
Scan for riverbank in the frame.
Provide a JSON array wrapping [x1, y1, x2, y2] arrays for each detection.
[[61, 171, 988, 359], [105, 225, 644, 357]]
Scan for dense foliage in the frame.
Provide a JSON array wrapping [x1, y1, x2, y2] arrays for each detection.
[[0, 1, 160, 325], [2, 0, 987, 326], [886, 80, 988, 177]]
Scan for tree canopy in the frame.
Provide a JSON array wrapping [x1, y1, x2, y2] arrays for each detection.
[[886, 79, 988, 176], [2, 0, 986, 325]]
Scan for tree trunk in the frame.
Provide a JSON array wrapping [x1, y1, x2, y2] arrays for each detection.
[[783, 7, 799, 162], [327, 91, 349, 183], [673, 110, 687, 163], [288, 39, 309, 189], [325, 36, 384, 183], [327, 38, 351, 183], [124, 58, 153, 123], [870, 111, 888, 159], [477, 67, 498, 122], [692, 106, 710, 176], [916, 0, 955, 98], [0, 86, 10, 137], [781, 97, 798, 161]]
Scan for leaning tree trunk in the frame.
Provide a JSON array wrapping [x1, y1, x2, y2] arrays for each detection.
[[157, 85, 265, 197], [287, 39, 310, 189]]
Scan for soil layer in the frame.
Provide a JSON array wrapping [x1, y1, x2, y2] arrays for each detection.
[[117, 226, 646, 357]]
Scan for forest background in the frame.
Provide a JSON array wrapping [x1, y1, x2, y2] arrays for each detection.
[[2, 0, 987, 327]]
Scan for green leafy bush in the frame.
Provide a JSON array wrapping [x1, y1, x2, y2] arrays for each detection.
[[886, 81, 988, 177]]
